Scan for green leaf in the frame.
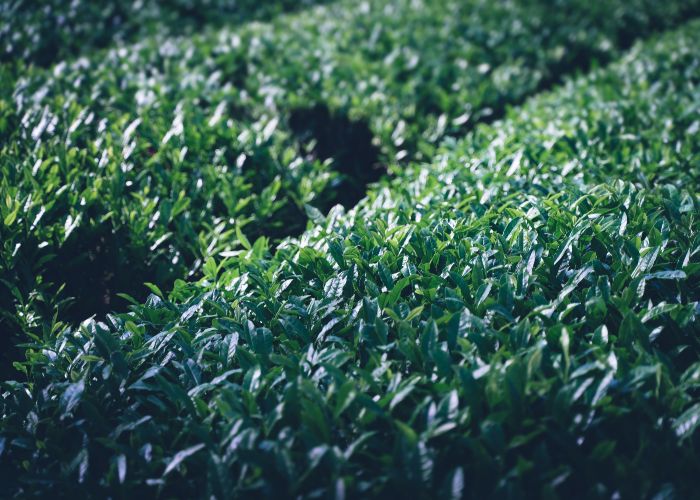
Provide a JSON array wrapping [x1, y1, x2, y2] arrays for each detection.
[[3, 206, 18, 226], [395, 420, 418, 446], [236, 224, 252, 251], [60, 379, 85, 417], [674, 403, 700, 440], [644, 270, 686, 280], [144, 282, 164, 299], [164, 444, 206, 476]]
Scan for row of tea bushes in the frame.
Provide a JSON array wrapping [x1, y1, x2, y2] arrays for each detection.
[[0, 0, 332, 67], [2, 20, 699, 498], [2, 0, 698, 368]]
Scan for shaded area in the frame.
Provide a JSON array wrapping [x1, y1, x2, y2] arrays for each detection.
[[42, 224, 177, 324], [290, 104, 385, 212], [0, 285, 22, 380], [0, 223, 182, 379]]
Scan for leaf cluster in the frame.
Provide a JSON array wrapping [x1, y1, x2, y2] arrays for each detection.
[[2, 19, 699, 498]]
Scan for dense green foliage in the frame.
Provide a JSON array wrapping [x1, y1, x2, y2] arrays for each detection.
[[1, 0, 331, 66], [2, 0, 699, 372], [2, 18, 699, 498]]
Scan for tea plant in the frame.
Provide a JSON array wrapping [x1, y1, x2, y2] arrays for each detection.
[[2, 0, 697, 374], [1, 0, 333, 67], [2, 20, 699, 498]]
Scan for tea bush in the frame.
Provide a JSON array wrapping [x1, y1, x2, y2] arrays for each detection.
[[1, 0, 332, 67], [2, 0, 698, 371], [2, 20, 699, 498]]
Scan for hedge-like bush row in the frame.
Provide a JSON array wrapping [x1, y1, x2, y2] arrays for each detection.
[[2, 0, 698, 369], [1, 0, 332, 67], [2, 21, 698, 498]]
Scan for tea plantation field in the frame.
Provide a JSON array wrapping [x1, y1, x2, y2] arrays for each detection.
[[1, 0, 699, 498]]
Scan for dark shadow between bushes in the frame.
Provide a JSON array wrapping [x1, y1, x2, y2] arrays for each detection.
[[43, 224, 179, 325], [0, 223, 187, 378], [289, 104, 386, 213]]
